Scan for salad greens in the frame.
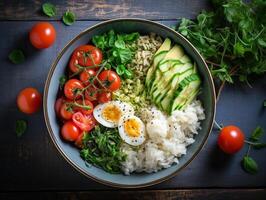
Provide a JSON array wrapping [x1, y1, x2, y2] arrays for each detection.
[[8, 49, 25, 64], [42, 3, 56, 17], [92, 30, 139, 79], [177, 0, 266, 86], [80, 125, 126, 173]]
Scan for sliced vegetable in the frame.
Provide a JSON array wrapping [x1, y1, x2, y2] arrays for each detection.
[[72, 112, 96, 131]]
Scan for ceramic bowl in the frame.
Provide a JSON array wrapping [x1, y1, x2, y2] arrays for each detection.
[[43, 18, 216, 188]]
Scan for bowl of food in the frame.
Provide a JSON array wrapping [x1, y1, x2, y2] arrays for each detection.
[[43, 18, 216, 188]]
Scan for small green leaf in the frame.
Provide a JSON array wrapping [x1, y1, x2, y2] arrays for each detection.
[[116, 64, 125, 75], [59, 75, 67, 88], [233, 42, 245, 56], [250, 126, 264, 142], [15, 120, 27, 137], [42, 3, 56, 17], [242, 156, 258, 174], [8, 49, 25, 64], [62, 11, 76, 26]]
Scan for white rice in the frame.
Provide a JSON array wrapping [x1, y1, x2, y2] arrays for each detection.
[[121, 100, 205, 175]]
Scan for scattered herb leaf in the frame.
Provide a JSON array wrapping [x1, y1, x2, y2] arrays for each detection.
[[15, 120, 27, 137], [62, 11, 75, 26], [250, 126, 264, 142], [8, 49, 25, 64], [42, 3, 56, 17], [242, 156, 258, 174]]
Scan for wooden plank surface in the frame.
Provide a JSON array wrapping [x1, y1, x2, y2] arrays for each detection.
[[0, 21, 265, 191], [1, 189, 266, 200], [0, 0, 210, 20]]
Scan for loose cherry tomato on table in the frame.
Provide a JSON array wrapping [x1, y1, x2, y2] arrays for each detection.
[[69, 45, 103, 73], [64, 79, 84, 100], [17, 87, 42, 114], [98, 70, 121, 91], [72, 112, 97, 131], [75, 99, 94, 115], [98, 91, 112, 103], [218, 125, 245, 154], [60, 102, 74, 120], [61, 121, 80, 142], [29, 22, 56, 49], [85, 86, 99, 101], [79, 69, 97, 85]]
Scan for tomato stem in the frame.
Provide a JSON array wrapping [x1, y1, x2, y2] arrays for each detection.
[[244, 140, 260, 146]]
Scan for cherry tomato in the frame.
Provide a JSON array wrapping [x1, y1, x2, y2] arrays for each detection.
[[85, 86, 99, 101], [79, 69, 97, 85], [72, 112, 96, 131], [55, 97, 65, 117], [60, 102, 74, 120], [98, 91, 112, 104], [75, 132, 85, 148], [61, 121, 80, 142], [69, 45, 103, 73], [75, 99, 94, 115], [218, 125, 245, 154], [64, 79, 84, 100], [29, 22, 56, 49], [98, 70, 121, 91], [17, 87, 42, 114]]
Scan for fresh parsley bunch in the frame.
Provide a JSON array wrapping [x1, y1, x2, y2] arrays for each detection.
[[177, 0, 266, 85], [92, 30, 139, 79]]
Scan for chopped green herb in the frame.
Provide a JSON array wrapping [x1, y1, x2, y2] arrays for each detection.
[[15, 120, 27, 137], [42, 3, 56, 17], [62, 11, 75, 26], [242, 156, 258, 174], [8, 49, 25, 64]]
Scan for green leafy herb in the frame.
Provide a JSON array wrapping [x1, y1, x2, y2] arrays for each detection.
[[80, 125, 126, 173], [176, 0, 266, 85], [242, 156, 258, 174], [8, 49, 25, 64], [42, 3, 56, 17], [62, 11, 75, 26], [15, 120, 27, 137], [59, 75, 67, 88], [92, 30, 139, 79], [250, 126, 264, 142]]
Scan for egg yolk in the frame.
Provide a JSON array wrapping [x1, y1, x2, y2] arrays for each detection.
[[124, 119, 140, 137], [102, 104, 122, 123]]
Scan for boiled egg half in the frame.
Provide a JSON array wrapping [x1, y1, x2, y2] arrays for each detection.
[[93, 101, 134, 128], [118, 115, 146, 146]]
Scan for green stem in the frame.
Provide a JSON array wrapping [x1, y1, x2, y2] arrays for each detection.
[[244, 140, 261, 146]]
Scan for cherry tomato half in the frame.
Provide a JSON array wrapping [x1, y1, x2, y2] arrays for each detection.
[[61, 121, 80, 142], [75, 99, 94, 115], [64, 79, 84, 100], [218, 125, 245, 154], [29, 22, 56, 49], [98, 70, 121, 91], [98, 91, 112, 104], [69, 45, 103, 73], [17, 87, 42, 114], [79, 69, 97, 85], [72, 112, 96, 131]]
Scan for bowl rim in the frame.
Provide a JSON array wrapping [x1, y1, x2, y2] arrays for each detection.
[[43, 18, 216, 188]]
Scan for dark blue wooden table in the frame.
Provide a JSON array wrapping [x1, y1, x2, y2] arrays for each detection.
[[0, 1, 265, 199]]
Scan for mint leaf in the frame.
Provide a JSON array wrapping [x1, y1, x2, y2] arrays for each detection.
[[42, 3, 56, 17], [15, 120, 27, 137], [8, 49, 25, 64], [242, 156, 258, 174], [250, 126, 264, 142], [62, 11, 75, 26]]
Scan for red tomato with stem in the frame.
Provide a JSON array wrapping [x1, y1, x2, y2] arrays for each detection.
[[85, 86, 99, 101], [60, 102, 74, 120], [79, 69, 97, 85], [64, 79, 84, 100], [72, 112, 97, 132], [61, 121, 80, 142], [218, 125, 245, 154], [75, 99, 94, 115], [17, 87, 42, 114], [98, 70, 121, 91], [69, 45, 103, 73], [29, 22, 56, 49], [98, 91, 112, 103]]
